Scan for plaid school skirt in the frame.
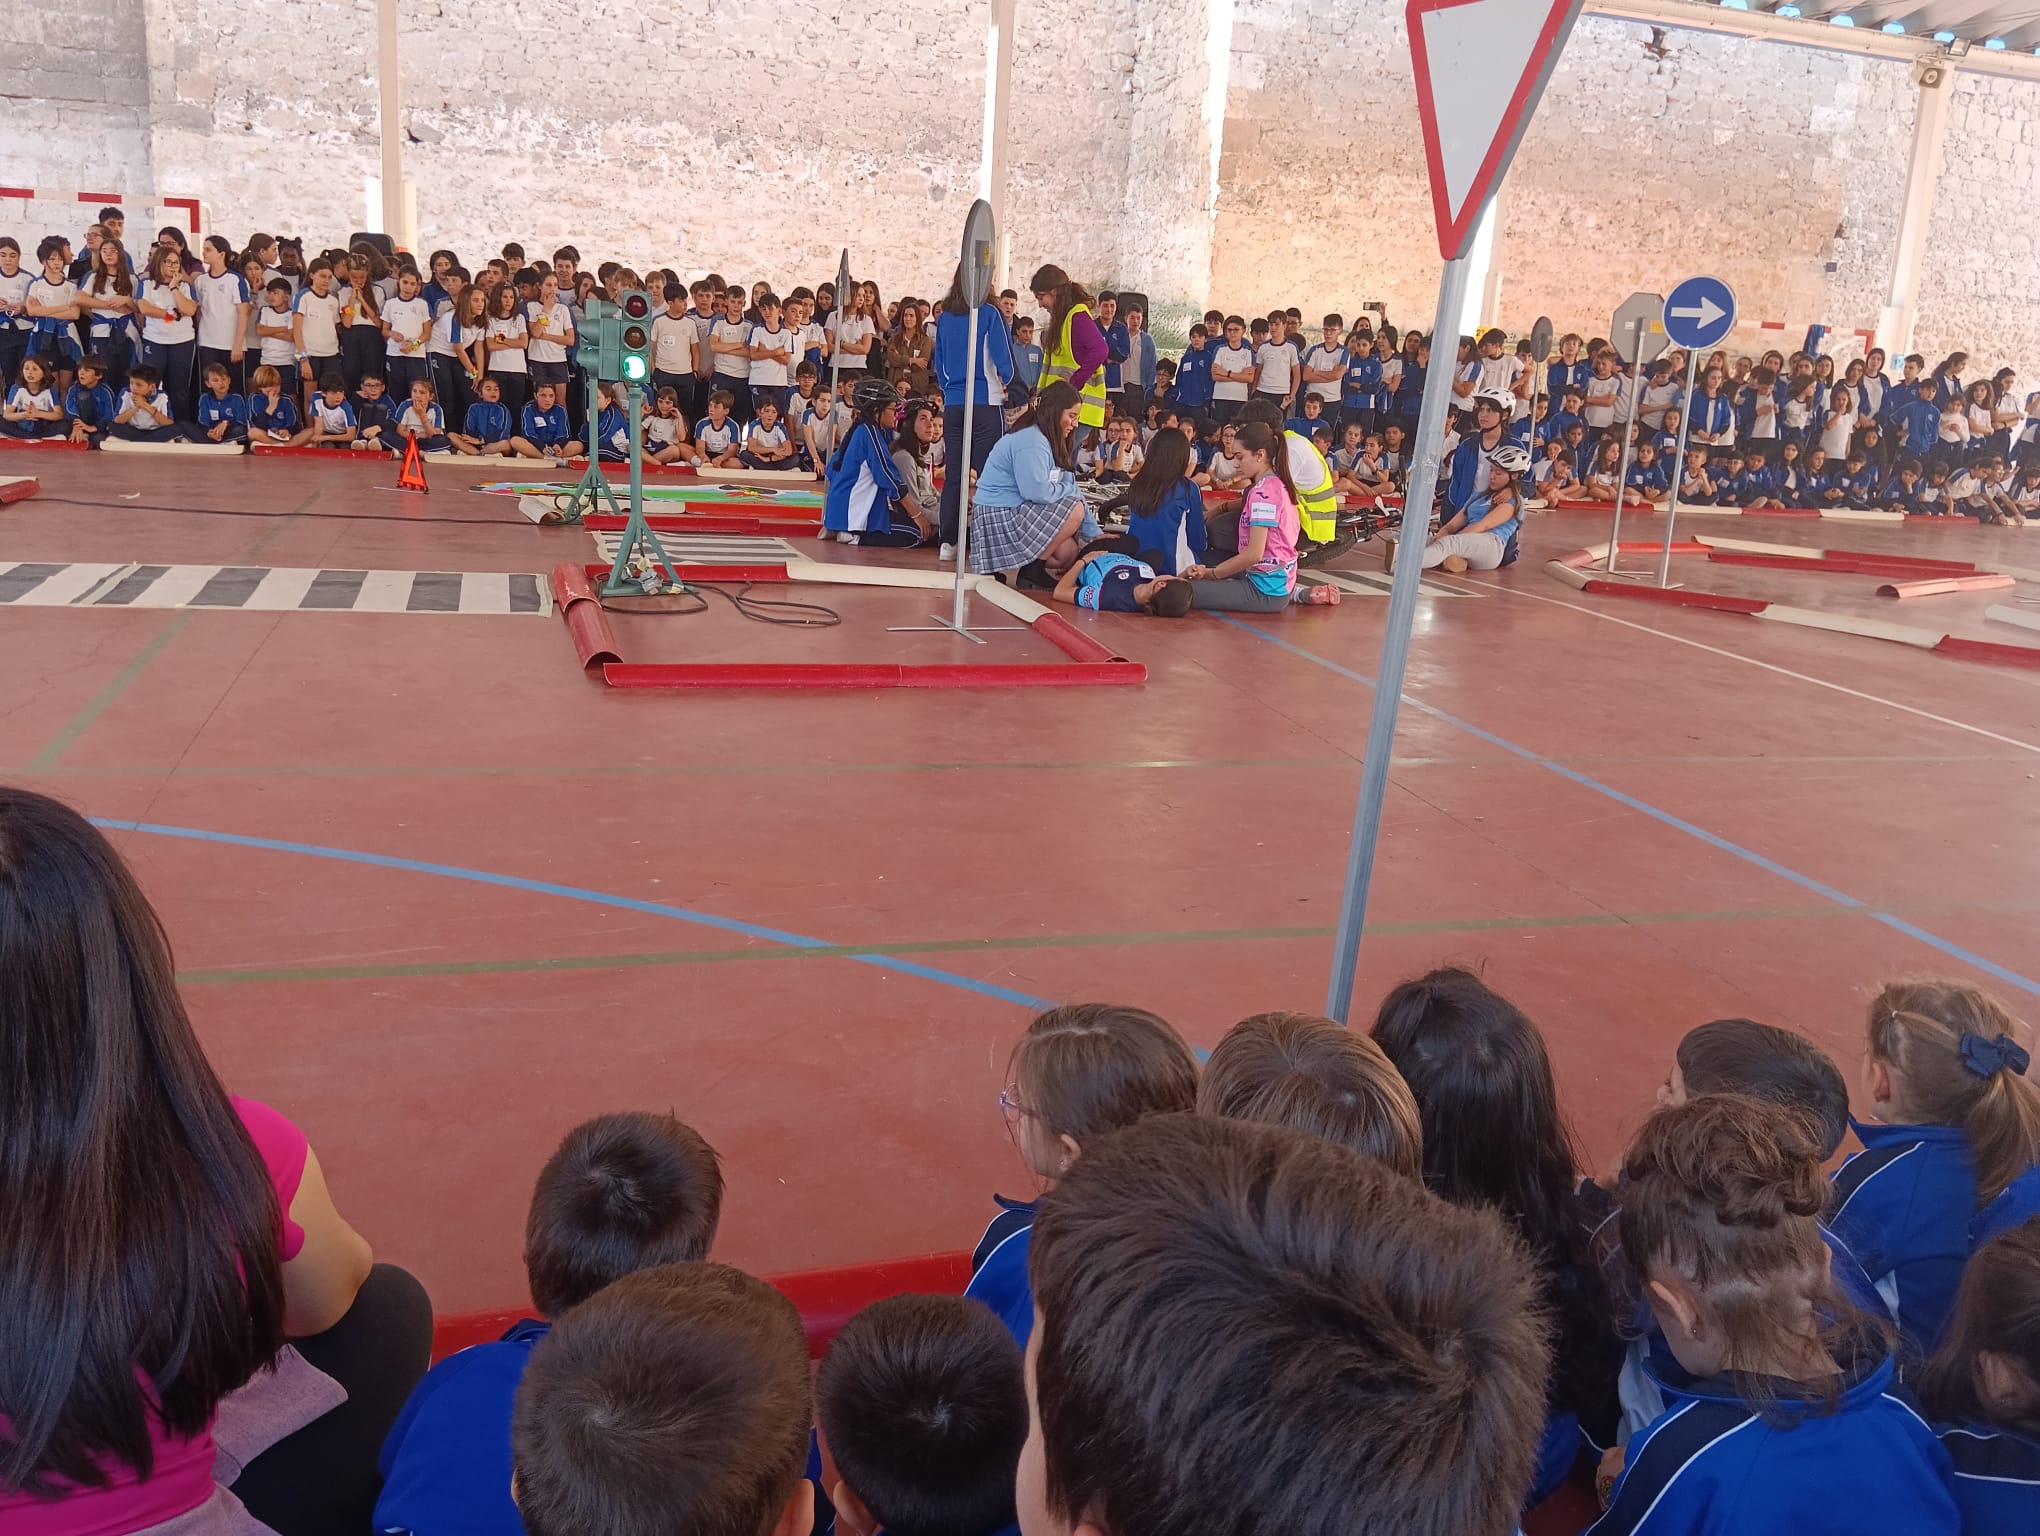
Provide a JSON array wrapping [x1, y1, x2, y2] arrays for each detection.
[[968, 490, 1094, 573]]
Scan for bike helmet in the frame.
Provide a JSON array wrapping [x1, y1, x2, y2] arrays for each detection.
[[1473, 388, 1515, 414], [851, 375, 898, 417], [1489, 444, 1532, 474]]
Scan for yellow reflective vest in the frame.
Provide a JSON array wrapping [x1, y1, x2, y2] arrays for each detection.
[[1043, 303, 1109, 429], [1287, 430, 1339, 543]]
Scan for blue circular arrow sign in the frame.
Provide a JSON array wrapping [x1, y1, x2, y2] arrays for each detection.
[[1661, 276, 1737, 351]]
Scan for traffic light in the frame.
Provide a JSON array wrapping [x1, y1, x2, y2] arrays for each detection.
[[619, 290, 653, 384]]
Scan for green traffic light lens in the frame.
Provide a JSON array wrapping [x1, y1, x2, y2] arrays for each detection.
[[622, 356, 648, 382]]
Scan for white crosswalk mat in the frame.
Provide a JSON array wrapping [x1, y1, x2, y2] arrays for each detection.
[[589, 531, 801, 565], [0, 561, 551, 614], [1303, 569, 1473, 598]]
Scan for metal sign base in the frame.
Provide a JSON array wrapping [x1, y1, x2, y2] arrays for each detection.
[[885, 616, 1026, 644]]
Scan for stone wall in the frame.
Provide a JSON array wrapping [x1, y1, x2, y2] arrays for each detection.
[[0, 0, 153, 192]]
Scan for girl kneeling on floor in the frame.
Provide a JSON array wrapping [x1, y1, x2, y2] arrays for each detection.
[[1182, 419, 1338, 610], [821, 374, 929, 548], [1383, 442, 1528, 575]]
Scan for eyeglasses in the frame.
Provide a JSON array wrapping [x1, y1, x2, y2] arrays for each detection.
[[998, 1087, 1043, 1127]]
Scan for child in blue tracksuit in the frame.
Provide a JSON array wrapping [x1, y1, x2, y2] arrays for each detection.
[[1894, 379, 1943, 460], [1921, 1216, 2040, 1532], [1833, 980, 2040, 1357], [195, 362, 248, 443], [1108, 426, 1206, 575], [822, 379, 919, 547], [1591, 1094, 1959, 1536], [375, 1112, 724, 1536], [64, 358, 116, 445], [1840, 451, 1883, 509], [966, 1002, 1198, 1349]]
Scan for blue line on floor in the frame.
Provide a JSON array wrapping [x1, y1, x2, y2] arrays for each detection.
[[1216, 617, 2040, 1001], [91, 818, 1054, 1011]]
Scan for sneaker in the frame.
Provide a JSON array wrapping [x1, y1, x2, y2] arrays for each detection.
[[1298, 581, 1341, 605], [939, 542, 956, 561], [815, 524, 834, 539], [1440, 554, 1470, 574], [837, 530, 858, 545]]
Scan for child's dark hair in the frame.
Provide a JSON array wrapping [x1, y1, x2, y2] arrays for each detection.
[[1199, 1011, 1422, 1177], [1372, 966, 1619, 1424], [1147, 581, 1193, 618], [1030, 1113, 1550, 1536], [815, 1295, 1026, 1536], [126, 364, 159, 387], [317, 371, 345, 393], [1619, 1093, 1888, 1415], [511, 1263, 811, 1536], [1675, 1018, 1851, 1156], [708, 388, 735, 410], [1918, 1215, 2040, 1435], [523, 1111, 723, 1317], [201, 361, 229, 383], [1230, 408, 1299, 506], [1123, 426, 1192, 515], [1868, 980, 2040, 1204], [1008, 1003, 1198, 1147]]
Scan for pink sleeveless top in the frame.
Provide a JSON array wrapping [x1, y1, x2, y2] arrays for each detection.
[[1, 1097, 307, 1536]]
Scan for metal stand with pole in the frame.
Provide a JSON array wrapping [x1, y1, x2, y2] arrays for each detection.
[[1324, 255, 1471, 1022], [1601, 292, 1665, 576], [599, 383, 680, 597], [1605, 379, 1640, 574], [1657, 348, 1700, 585]]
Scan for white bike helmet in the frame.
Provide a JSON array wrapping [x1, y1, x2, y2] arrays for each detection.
[[1473, 388, 1515, 414], [1489, 444, 1532, 474]]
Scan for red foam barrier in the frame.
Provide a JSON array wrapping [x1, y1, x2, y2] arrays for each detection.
[[0, 476, 41, 504], [550, 562, 621, 669], [604, 661, 1147, 689], [1739, 507, 1822, 518], [1933, 635, 2040, 668], [431, 1250, 974, 1362], [0, 436, 87, 451], [1904, 512, 1979, 524], [1876, 575, 2017, 599], [1033, 610, 1126, 664], [1578, 580, 1770, 614], [251, 444, 382, 459], [581, 513, 819, 538]]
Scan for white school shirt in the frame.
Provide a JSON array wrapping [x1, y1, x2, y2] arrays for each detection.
[[526, 301, 571, 364], [486, 314, 529, 374], [827, 312, 873, 369], [293, 288, 341, 356], [1639, 380, 1681, 430], [426, 303, 462, 359], [382, 295, 432, 358], [710, 317, 750, 379], [9, 385, 55, 414], [121, 389, 172, 428], [1253, 340, 1298, 394], [745, 419, 789, 451], [314, 397, 355, 434], [1302, 343, 1344, 402], [1967, 400, 1994, 437], [256, 303, 298, 368], [796, 319, 825, 365], [1781, 395, 1813, 431], [695, 415, 739, 454], [747, 324, 793, 385], [1819, 409, 1856, 460], [1212, 343, 1253, 400], [645, 411, 682, 449], [651, 312, 696, 374], [25, 275, 80, 336], [1476, 353, 1525, 401], [1582, 373, 1620, 428], [190, 270, 246, 351], [1939, 409, 1969, 445], [78, 279, 131, 340], [139, 280, 195, 344], [397, 401, 443, 435], [0, 267, 31, 331]]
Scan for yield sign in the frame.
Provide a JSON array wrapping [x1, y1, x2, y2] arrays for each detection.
[[1409, 0, 1585, 260]]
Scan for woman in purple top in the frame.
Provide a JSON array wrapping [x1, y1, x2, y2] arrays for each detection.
[[1029, 263, 1109, 454], [0, 788, 431, 1536]]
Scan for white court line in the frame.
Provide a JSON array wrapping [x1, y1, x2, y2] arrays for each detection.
[[457, 572, 510, 613], [12, 563, 133, 605], [245, 567, 321, 610], [352, 570, 417, 613], [120, 565, 222, 608], [1458, 576, 2040, 757]]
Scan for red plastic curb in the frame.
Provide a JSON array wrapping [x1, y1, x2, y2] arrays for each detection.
[[1932, 635, 2040, 668], [603, 661, 1148, 689], [0, 436, 87, 452], [0, 476, 41, 504], [549, 562, 622, 668], [1033, 610, 1127, 664], [1577, 580, 1770, 615]]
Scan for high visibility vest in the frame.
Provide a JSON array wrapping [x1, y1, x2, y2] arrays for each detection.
[[1287, 430, 1339, 543], [1043, 303, 1109, 428]]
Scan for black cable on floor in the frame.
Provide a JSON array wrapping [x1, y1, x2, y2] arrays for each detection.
[[599, 581, 841, 628]]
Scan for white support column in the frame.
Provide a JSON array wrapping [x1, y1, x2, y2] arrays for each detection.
[[1457, 194, 1502, 337], [377, 0, 404, 243], [1878, 67, 1953, 358], [980, 0, 1017, 286]]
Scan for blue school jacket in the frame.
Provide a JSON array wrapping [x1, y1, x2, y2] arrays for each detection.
[[1125, 478, 1207, 575], [1842, 463, 1884, 507], [1973, 1165, 2040, 1248], [64, 381, 115, 423], [197, 391, 247, 431], [1548, 357, 1593, 403], [933, 303, 1016, 406], [1936, 1422, 2040, 1531], [1342, 353, 1382, 410], [964, 1196, 1037, 1346], [1626, 462, 1668, 495], [1731, 466, 1776, 503], [1830, 1119, 1977, 1354], [464, 400, 511, 443], [1885, 475, 1924, 512], [521, 401, 569, 447], [1100, 317, 1130, 390], [355, 395, 395, 438], [1590, 1350, 1958, 1536], [822, 421, 907, 535], [1895, 397, 1942, 456], [249, 394, 299, 433], [1688, 391, 1734, 440], [375, 1318, 549, 1536], [1172, 346, 1212, 408]]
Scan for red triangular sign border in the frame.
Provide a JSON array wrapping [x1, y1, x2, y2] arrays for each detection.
[[1408, 0, 1585, 261]]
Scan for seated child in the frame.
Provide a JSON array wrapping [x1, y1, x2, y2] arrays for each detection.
[[1831, 980, 2040, 1356], [1203, 422, 1250, 493], [1107, 425, 1206, 573], [395, 378, 451, 454], [815, 1295, 1026, 1536], [2006, 458, 2040, 532], [292, 372, 356, 448], [1679, 445, 1716, 506], [1541, 446, 1579, 502], [1840, 449, 1882, 510], [451, 374, 514, 456], [1197, 1009, 1421, 1176], [644, 384, 690, 464], [1885, 457, 1924, 514], [1623, 441, 1668, 504], [194, 362, 248, 443], [1803, 445, 1844, 506], [1735, 446, 1778, 508], [1023, 1112, 1551, 1536], [692, 389, 742, 468], [1051, 548, 1191, 616], [593, 383, 632, 463], [1593, 1094, 1959, 1536], [1581, 439, 1623, 500], [1920, 1217, 2040, 1530], [1095, 414, 1145, 483], [512, 382, 581, 460], [510, 1262, 811, 1536], [740, 398, 797, 469], [1916, 461, 1955, 515], [244, 365, 299, 445], [965, 1003, 1198, 1346], [353, 373, 395, 452], [377, 1111, 724, 1536], [109, 365, 183, 442], [64, 356, 117, 445], [3, 355, 66, 437], [1285, 393, 1332, 444]]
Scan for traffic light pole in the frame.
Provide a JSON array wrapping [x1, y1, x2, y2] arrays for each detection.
[[600, 382, 682, 597], [560, 367, 624, 527]]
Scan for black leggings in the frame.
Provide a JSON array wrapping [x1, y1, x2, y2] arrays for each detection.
[[232, 1263, 434, 1536], [342, 325, 385, 392], [941, 403, 1004, 544]]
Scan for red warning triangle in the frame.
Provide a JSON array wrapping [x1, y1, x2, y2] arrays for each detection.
[[397, 433, 430, 494], [1408, 0, 1584, 260]]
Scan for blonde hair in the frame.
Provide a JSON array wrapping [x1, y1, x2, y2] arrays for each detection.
[[1869, 981, 2040, 1203], [1198, 1012, 1422, 1178], [250, 365, 281, 391]]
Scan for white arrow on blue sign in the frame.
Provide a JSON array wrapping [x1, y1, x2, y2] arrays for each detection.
[[1661, 275, 1738, 350]]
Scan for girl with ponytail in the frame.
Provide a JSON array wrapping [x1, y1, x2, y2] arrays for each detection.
[[1181, 418, 1339, 611], [1593, 1094, 1958, 1536], [1832, 980, 2040, 1353]]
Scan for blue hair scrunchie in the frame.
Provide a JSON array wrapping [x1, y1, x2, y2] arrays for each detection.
[[1959, 1031, 2033, 1079]]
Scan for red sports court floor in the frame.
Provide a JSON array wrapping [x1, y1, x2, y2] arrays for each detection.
[[4, 451, 2038, 1315]]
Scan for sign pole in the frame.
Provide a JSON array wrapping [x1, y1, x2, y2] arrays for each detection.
[[1324, 253, 1472, 1023], [1658, 347, 1700, 585], [951, 298, 982, 630], [829, 248, 850, 447], [1605, 374, 1640, 574]]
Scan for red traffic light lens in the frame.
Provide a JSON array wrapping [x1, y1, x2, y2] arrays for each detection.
[[622, 292, 652, 320]]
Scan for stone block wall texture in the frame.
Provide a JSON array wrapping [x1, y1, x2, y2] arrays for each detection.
[[4, 0, 2040, 377]]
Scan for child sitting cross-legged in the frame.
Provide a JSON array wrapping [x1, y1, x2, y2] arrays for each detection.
[[374, 1111, 724, 1536], [816, 1294, 1027, 1536], [244, 365, 298, 445]]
